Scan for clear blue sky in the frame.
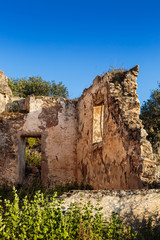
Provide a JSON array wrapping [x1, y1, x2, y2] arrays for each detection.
[[0, 0, 160, 105]]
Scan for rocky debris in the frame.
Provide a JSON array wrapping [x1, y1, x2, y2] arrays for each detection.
[[60, 189, 160, 228]]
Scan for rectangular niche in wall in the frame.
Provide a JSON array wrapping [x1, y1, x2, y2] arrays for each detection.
[[93, 104, 104, 144]]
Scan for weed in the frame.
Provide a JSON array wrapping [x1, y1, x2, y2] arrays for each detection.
[[0, 189, 137, 239]]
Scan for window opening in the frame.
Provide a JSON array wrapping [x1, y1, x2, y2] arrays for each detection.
[[93, 105, 104, 144]]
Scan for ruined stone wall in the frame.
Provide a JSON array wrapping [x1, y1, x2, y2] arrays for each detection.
[[22, 96, 78, 185], [0, 113, 25, 184], [0, 68, 156, 188], [0, 95, 77, 186], [77, 66, 155, 189], [0, 71, 12, 113]]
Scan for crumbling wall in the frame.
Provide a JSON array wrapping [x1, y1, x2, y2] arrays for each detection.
[[0, 113, 25, 184], [77, 66, 155, 189], [0, 95, 77, 186], [0, 71, 12, 113], [22, 96, 78, 185], [0, 68, 156, 188]]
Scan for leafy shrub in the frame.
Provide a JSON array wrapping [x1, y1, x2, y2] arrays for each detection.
[[8, 76, 69, 98], [25, 150, 41, 169], [25, 137, 41, 169], [140, 82, 160, 157], [108, 66, 126, 86], [0, 188, 160, 239], [0, 188, 137, 240]]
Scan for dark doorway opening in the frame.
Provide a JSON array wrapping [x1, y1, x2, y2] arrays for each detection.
[[24, 137, 41, 179]]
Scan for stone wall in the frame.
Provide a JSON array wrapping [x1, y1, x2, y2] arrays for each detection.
[[0, 67, 156, 188], [0, 96, 77, 185], [0, 71, 12, 113], [76, 66, 155, 189], [60, 189, 160, 227], [0, 113, 25, 184]]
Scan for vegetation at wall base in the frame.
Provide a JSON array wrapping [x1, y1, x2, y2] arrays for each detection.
[[0, 188, 136, 239], [0, 187, 160, 239], [0, 181, 93, 204]]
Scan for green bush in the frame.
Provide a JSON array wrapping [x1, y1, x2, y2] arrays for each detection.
[[8, 76, 69, 98], [140, 82, 160, 156], [0, 188, 137, 240], [25, 137, 41, 169], [25, 149, 41, 169]]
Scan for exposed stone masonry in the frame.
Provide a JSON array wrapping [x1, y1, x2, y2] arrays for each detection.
[[0, 67, 156, 188], [107, 67, 155, 184], [0, 71, 12, 113], [76, 66, 155, 189]]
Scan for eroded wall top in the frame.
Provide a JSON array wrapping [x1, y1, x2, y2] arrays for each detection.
[[76, 66, 155, 189], [0, 71, 12, 113], [0, 68, 156, 189]]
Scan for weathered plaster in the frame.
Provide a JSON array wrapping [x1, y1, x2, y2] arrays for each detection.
[[43, 100, 77, 185], [76, 66, 155, 189], [0, 67, 156, 188]]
